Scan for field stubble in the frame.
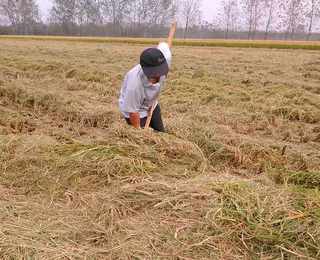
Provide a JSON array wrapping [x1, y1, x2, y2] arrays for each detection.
[[0, 39, 320, 259]]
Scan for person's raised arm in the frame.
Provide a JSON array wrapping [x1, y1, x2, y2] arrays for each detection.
[[167, 21, 177, 49]]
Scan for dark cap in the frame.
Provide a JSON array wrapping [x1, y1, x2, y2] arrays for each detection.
[[140, 48, 169, 78]]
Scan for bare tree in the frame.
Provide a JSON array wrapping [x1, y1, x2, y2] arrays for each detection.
[[0, 1, 5, 24], [219, 0, 239, 39], [19, 0, 40, 33], [123, 0, 177, 36], [49, 0, 77, 34], [127, 0, 146, 27], [76, 0, 102, 25], [180, 0, 202, 39], [280, 0, 306, 40], [242, 0, 263, 39], [263, 0, 279, 39], [0, 0, 40, 34], [100, 0, 130, 35], [306, 0, 320, 40], [128, 0, 176, 26], [0, 0, 18, 27], [147, 0, 177, 26], [75, 0, 102, 35]]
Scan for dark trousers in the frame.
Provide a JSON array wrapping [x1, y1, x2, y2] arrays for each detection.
[[125, 104, 165, 132]]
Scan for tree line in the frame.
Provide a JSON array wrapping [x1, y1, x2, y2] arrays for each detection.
[[0, 0, 319, 40], [219, 0, 320, 40]]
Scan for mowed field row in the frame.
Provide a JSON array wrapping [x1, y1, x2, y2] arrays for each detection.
[[1, 35, 320, 50], [0, 38, 320, 259]]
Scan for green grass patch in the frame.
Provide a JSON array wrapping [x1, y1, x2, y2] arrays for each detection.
[[1, 35, 320, 50], [209, 182, 320, 258], [270, 170, 320, 188]]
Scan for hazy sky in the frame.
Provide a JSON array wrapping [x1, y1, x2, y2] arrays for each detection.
[[37, 0, 221, 22], [202, 0, 220, 21]]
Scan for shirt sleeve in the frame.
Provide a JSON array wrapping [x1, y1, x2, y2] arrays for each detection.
[[157, 42, 172, 67], [122, 84, 143, 113]]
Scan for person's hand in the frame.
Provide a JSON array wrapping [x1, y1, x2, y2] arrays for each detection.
[[129, 112, 141, 129]]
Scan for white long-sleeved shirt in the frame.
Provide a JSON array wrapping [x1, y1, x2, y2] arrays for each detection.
[[119, 42, 172, 118]]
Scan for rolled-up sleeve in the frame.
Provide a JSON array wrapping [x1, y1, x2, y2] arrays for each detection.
[[158, 42, 172, 67]]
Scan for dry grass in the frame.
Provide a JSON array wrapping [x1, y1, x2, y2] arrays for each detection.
[[0, 38, 320, 259]]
